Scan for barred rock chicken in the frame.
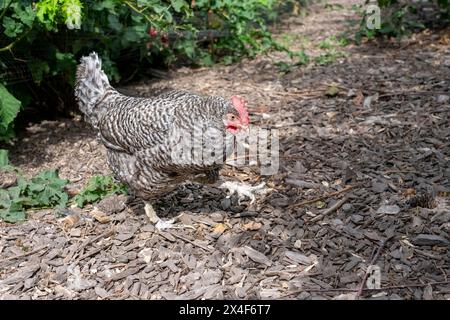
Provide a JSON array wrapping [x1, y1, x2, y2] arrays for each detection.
[[74, 52, 249, 228]]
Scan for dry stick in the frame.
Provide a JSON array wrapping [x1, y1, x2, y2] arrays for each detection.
[[413, 248, 442, 260], [378, 91, 450, 98], [106, 264, 147, 283], [245, 83, 324, 96], [321, 82, 350, 90], [68, 229, 115, 262], [309, 195, 349, 223], [290, 184, 359, 208], [271, 91, 323, 99], [80, 229, 115, 250], [74, 242, 113, 263], [355, 238, 390, 299], [168, 231, 214, 253], [383, 169, 420, 174], [0, 244, 49, 264], [269, 121, 305, 128], [285, 280, 450, 295], [376, 281, 450, 291]]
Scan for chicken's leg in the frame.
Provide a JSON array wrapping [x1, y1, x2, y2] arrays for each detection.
[[144, 201, 193, 230], [144, 202, 160, 224]]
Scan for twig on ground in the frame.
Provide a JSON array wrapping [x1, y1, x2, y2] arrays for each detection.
[[74, 242, 113, 263], [309, 195, 349, 223], [290, 184, 359, 208], [168, 231, 214, 253], [383, 169, 420, 174], [378, 90, 450, 98], [355, 237, 391, 299], [0, 244, 49, 264], [282, 280, 450, 297], [66, 229, 115, 262]]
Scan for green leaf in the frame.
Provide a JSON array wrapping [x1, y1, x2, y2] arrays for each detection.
[[29, 183, 45, 192], [199, 53, 214, 67], [97, 54, 121, 83], [55, 51, 76, 70], [122, 29, 141, 43], [295, 51, 310, 65], [8, 186, 22, 200], [0, 84, 22, 131], [54, 51, 77, 83], [107, 14, 123, 31], [74, 175, 127, 208], [2, 16, 24, 38], [326, 85, 339, 97], [164, 10, 173, 23], [176, 39, 196, 59], [0, 125, 15, 142], [0, 189, 10, 208], [0, 208, 26, 223], [35, 169, 59, 180], [35, 0, 59, 30], [13, 5, 36, 28], [153, 4, 167, 14], [221, 56, 234, 65], [170, 0, 187, 13], [28, 59, 50, 85], [275, 61, 292, 73], [0, 149, 8, 168], [0, 168, 69, 223], [92, 1, 116, 11]]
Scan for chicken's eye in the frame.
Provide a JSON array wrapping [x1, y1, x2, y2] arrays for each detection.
[[229, 115, 236, 121]]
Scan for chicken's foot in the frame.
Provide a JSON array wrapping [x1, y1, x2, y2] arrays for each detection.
[[144, 202, 194, 230]]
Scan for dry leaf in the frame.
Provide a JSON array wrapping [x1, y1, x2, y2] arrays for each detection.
[[326, 111, 337, 121], [439, 34, 450, 45], [61, 214, 80, 229], [213, 223, 227, 233], [65, 185, 80, 197], [90, 208, 110, 224], [243, 221, 262, 231], [404, 188, 416, 197], [316, 201, 326, 209], [352, 90, 364, 106], [211, 223, 227, 238], [194, 224, 205, 240]]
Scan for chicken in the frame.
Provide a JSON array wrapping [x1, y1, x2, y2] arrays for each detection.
[[74, 52, 249, 227]]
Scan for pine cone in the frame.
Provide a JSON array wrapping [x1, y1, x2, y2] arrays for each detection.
[[405, 192, 436, 209]]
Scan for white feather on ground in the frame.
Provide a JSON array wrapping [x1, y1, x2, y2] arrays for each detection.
[[155, 218, 177, 230], [219, 181, 270, 204]]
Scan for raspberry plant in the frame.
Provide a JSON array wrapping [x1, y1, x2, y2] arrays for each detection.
[[0, 0, 295, 147]]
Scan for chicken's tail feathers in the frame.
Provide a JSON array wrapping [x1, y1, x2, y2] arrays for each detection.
[[74, 52, 114, 128]]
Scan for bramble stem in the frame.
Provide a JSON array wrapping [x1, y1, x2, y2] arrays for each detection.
[[0, 28, 32, 52], [0, 0, 13, 22]]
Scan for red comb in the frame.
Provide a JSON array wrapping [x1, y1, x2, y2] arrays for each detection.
[[231, 96, 249, 125]]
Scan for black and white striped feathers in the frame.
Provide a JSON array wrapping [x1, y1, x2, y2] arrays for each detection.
[[75, 52, 243, 201]]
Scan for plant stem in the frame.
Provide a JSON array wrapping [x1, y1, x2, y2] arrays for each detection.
[[0, 28, 32, 53], [123, 0, 147, 14], [0, 0, 13, 22], [123, 0, 155, 26]]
